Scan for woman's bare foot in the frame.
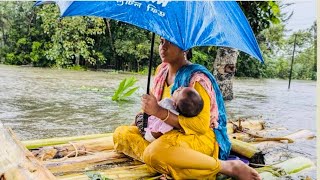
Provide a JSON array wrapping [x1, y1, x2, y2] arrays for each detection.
[[219, 160, 261, 180]]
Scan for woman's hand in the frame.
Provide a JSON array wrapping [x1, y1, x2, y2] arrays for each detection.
[[141, 93, 160, 116]]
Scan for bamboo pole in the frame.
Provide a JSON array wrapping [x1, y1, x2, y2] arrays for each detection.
[[231, 138, 261, 158], [230, 138, 265, 165], [257, 156, 314, 178], [226, 123, 234, 134], [284, 129, 316, 140], [0, 126, 56, 180], [23, 133, 113, 149]]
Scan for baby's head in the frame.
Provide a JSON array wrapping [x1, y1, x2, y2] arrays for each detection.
[[172, 87, 204, 117]]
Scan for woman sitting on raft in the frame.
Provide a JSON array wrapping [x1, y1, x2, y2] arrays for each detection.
[[113, 37, 261, 180]]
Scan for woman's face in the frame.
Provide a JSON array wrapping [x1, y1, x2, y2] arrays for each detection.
[[159, 37, 184, 63]]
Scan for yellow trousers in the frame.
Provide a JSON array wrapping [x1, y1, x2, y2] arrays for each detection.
[[113, 126, 221, 179]]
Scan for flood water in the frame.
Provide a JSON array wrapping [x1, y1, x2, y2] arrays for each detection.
[[0, 64, 317, 179]]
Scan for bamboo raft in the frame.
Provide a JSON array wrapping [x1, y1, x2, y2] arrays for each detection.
[[0, 119, 316, 180]]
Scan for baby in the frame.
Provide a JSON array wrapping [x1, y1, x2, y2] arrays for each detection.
[[144, 87, 204, 142]]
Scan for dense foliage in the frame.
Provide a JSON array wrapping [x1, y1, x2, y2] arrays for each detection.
[[0, 2, 316, 80]]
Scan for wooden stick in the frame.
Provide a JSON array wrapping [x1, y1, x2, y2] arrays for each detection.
[[252, 137, 294, 143], [253, 129, 315, 150]]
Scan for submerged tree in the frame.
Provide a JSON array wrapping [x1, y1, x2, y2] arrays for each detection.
[[213, 1, 282, 100]]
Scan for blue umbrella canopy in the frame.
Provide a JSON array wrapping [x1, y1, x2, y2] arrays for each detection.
[[36, 1, 264, 63]]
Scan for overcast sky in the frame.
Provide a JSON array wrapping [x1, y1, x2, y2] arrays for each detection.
[[280, 0, 316, 34]]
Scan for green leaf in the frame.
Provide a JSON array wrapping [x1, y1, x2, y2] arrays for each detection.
[[112, 77, 139, 101], [86, 172, 111, 180], [113, 78, 126, 99], [123, 77, 137, 90], [120, 87, 139, 100]]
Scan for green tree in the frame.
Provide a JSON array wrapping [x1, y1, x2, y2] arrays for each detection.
[[289, 23, 317, 80], [0, 2, 108, 68], [0, 2, 35, 65], [235, 1, 282, 78], [111, 22, 159, 72], [253, 21, 316, 80], [37, 4, 106, 68]]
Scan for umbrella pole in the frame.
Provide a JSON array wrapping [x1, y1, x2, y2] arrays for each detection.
[[143, 33, 156, 129], [146, 32, 156, 94]]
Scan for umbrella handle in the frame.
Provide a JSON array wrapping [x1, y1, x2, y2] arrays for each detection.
[[146, 32, 155, 95], [143, 32, 156, 129]]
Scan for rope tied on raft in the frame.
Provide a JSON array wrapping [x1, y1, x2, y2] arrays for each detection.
[[40, 141, 95, 162], [229, 118, 259, 133], [69, 141, 79, 157]]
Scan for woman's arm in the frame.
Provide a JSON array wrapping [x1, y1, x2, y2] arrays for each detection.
[[141, 82, 211, 134], [141, 93, 182, 129]]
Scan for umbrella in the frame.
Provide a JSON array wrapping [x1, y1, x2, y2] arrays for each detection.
[[35, 0, 264, 93]]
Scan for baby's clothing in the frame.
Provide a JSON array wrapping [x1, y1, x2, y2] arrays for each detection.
[[144, 98, 179, 142]]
